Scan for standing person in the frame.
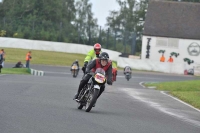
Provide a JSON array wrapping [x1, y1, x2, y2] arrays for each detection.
[[160, 54, 165, 62], [167, 56, 173, 63], [26, 51, 32, 68], [0, 50, 3, 73], [0, 49, 6, 67]]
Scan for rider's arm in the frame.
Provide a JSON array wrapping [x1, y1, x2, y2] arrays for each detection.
[[71, 62, 75, 67], [107, 65, 113, 85], [77, 63, 79, 68], [85, 59, 96, 74], [84, 50, 95, 63]]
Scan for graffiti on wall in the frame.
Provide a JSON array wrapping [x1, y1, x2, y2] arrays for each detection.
[[158, 50, 180, 63], [170, 52, 179, 57], [187, 42, 200, 56], [146, 38, 151, 59], [184, 58, 194, 65]]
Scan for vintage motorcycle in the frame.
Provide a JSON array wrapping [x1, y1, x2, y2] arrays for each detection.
[[71, 64, 79, 78], [76, 68, 106, 112], [124, 67, 132, 81]]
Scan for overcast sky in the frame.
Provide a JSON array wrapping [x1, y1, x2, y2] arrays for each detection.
[[91, 0, 119, 27], [0, 0, 119, 27]]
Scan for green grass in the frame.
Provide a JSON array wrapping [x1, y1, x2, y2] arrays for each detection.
[[145, 80, 200, 109], [1, 68, 30, 74], [3, 47, 86, 67]]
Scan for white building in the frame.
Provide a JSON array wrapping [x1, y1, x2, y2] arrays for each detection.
[[140, 0, 200, 75]]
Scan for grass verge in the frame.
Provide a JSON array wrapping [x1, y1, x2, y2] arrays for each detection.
[[145, 80, 200, 109], [1, 68, 30, 74], [3, 47, 86, 67]]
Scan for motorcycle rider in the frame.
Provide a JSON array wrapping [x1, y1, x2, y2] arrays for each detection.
[[73, 52, 113, 104], [71, 59, 79, 71], [81, 43, 117, 82], [82, 43, 101, 74], [124, 65, 132, 75]]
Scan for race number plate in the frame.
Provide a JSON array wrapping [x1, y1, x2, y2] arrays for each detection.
[[94, 85, 100, 89]]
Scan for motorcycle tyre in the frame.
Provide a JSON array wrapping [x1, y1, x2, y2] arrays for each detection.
[[73, 70, 78, 78], [85, 89, 99, 112], [77, 88, 86, 110], [77, 103, 84, 109]]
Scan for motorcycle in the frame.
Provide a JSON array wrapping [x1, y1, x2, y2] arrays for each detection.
[[76, 68, 106, 112], [124, 68, 131, 81], [125, 72, 131, 81], [71, 64, 79, 78]]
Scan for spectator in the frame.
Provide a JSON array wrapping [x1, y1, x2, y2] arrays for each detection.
[[0, 50, 3, 73], [0, 49, 6, 67], [167, 56, 173, 63], [26, 51, 32, 68], [13, 61, 23, 68]]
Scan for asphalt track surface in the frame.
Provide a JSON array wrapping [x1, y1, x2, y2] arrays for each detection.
[[0, 63, 200, 133]]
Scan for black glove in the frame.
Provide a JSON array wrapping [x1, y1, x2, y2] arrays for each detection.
[[82, 62, 88, 73], [84, 62, 88, 67], [82, 66, 85, 72]]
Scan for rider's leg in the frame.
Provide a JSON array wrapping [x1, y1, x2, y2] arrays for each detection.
[[97, 85, 105, 99], [93, 85, 105, 107], [73, 74, 91, 100]]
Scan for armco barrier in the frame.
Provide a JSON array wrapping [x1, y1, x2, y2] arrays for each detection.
[[194, 65, 200, 76]]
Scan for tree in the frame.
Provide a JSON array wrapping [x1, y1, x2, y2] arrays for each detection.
[[74, 0, 98, 45], [105, 0, 142, 54], [0, 0, 77, 42]]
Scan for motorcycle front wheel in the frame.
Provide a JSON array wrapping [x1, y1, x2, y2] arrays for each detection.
[[73, 70, 76, 77], [77, 88, 87, 110], [85, 89, 99, 112], [77, 103, 84, 109]]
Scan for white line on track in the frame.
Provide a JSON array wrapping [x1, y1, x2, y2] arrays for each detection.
[[121, 88, 200, 128], [161, 91, 200, 113], [139, 82, 146, 88], [44, 71, 72, 74], [139, 82, 200, 113]]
